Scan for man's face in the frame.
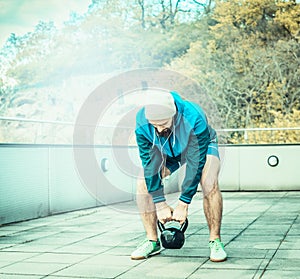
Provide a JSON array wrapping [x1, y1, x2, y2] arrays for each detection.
[[149, 118, 173, 137]]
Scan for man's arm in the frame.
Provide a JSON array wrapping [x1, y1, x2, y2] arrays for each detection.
[[171, 126, 210, 224], [179, 127, 210, 204], [135, 132, 166, 203]]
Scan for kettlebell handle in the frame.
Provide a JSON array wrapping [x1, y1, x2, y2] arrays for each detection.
[[180, 218, 188, 233], [157, 220, 165, 232], [157, 218, 188, 233]]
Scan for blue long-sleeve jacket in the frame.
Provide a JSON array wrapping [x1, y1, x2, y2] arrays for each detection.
[[135, 92, 216, 204]]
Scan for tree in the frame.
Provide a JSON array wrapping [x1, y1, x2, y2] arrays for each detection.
[[275, 0, 300, 40], [6, 21, 58, 87], [1, 0, 299, 144], [169, 0, 300, 143]]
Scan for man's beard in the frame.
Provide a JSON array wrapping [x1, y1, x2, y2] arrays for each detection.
[[156, 128, 172, 138]]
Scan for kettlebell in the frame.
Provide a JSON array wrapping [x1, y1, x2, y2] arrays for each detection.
[[157, 218, 188, 249]]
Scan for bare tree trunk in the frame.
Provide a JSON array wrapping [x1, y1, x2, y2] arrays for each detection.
[[137, 0, 146, 29], [192, 0, 213, 14]]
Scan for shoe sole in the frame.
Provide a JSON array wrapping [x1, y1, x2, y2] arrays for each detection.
[[210, 257, 227, 262], [131, 250, 161, 260]]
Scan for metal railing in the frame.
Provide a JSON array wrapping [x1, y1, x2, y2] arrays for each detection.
[[0, 116, 300, 144], [218, 127, 300, 142]]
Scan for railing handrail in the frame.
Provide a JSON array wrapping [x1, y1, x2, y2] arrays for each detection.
[[218, 127, 300, 132], [0, 116, 300, 132], [0, 116, 74, 126]]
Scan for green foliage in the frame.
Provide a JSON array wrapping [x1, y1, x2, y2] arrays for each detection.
[[276, 0, 300, 40], [1, 1, 203, 88], [169, 0, 300, 143], [0, 0, 299, 144]]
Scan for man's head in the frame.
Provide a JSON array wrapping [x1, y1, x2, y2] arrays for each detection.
[[144, 90, 176, 136], [149, 118, 173, 137]]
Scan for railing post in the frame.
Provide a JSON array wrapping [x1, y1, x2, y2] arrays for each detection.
[[244, 130, 248, 143]]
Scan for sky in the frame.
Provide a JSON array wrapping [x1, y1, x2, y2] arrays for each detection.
[[0, 0, 92, 47], [1, 0, 299, 48]]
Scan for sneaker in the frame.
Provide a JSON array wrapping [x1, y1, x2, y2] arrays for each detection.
[[209, 238, 227, 262], [131, 239, 161, 260]]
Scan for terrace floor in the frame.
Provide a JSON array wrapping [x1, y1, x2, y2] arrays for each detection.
[[0, 191, 299, 279]]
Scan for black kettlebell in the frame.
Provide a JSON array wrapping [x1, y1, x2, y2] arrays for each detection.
[[157, 218, 188, 249]]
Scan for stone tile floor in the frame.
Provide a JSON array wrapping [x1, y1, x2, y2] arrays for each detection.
[[0, 191, 299, 279]]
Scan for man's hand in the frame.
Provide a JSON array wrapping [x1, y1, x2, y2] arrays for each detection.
[[172, 200, 188, 225], [155, 201, 173, 224]]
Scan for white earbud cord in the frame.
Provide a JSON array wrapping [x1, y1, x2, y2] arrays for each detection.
[[152, 119, 175, 181]]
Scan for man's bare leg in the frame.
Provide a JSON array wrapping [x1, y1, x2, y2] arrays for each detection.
[[131, 177, 162, 260], [136, 177, 158, 241], [200, 155, 223, 241], [135, 166, 172, 241]]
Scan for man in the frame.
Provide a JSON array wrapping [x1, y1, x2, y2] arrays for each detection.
[[131, 90, 227, 262]]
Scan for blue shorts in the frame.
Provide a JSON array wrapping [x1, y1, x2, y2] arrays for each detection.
[[166, 141, 220, 174]]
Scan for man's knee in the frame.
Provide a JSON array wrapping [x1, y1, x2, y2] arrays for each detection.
[[201, 155, 220, 197], [136, 177, 155, 213], [136, 178, 149, 195], [201, 178, 219, 197]]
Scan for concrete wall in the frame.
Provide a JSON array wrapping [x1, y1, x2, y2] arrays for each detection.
[[218, 145, 300, 191], [0, 144, 299, 225], [0, 145, 136, 225]]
